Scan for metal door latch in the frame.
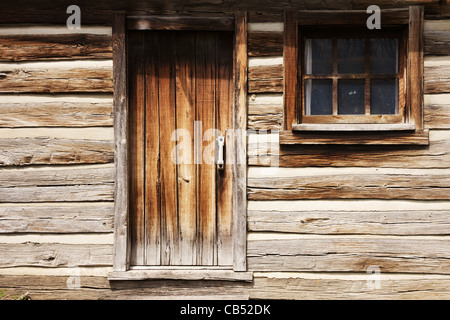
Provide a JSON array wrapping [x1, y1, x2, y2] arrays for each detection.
[[216, 136, 225, 171]]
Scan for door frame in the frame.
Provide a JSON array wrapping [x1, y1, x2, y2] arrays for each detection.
[[109, 12, 251, 281]]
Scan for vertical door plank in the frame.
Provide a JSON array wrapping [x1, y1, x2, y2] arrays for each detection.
[[216, 32, 234, 266], [175, 32, 197, 265], [196, 32, 217, 265], [128, 31, 146, 266], [158, 32, 180, 265], [144, 32, 161, 266]]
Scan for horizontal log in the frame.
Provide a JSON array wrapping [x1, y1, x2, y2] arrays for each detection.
[[247, 210, 450, 235], [248, 131, 450, 168], [248, 236, 450, 274], [248, 32, 283, 57], [424, 65, 450, 94], [0, 34, 112, 62], [425, 103, 450, 129], [0, 166, 114, 202], [0, 243, 113, 268], [0, 205, 113, 233], [0, 101, 113, 127], [126, 15, 235, 31], [2, 273, 450, 300], [0, 61, 113, 93], [0, 137, 114, 166], [279, 130, 430, 145], [424, 31, 450, 55], [248, 173, 450, 200], [248, 64, 283, 93]]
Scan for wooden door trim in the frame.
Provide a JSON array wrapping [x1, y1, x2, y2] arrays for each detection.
[[110, 12, 250, 280]]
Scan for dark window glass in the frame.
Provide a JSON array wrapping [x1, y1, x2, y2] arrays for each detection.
[[305, 79, 333, 115], [337, 38, 365, 74], [371, 79, 398, 114], [305, 38, 333, 75], [338, 79, 365, 114], [370, 38, 398, 74]]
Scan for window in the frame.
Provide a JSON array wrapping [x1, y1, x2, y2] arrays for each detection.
[[282, 7, 428, 144]]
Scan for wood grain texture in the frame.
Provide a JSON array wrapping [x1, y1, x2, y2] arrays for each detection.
[[127, 15, 234, 31], [0, 243, 113, 268], [0, 205, 113, 233], [425, 65, 450, 93], [248, 32, 283, 56], [0, 101, 113, 128], [248, 173, 450, 200], [0, 62, 113, 93], [425, 103, 450, 128], [0, 34, 112, 62], [424, 31, 450, 55], [248, 236, 450, 274], [248, 210, 450, 235], [0, 137, 114, 166]]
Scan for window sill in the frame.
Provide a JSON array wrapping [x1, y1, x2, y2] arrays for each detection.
[[292, 123, 416, 132], [108, 268, 254, 282], [280, 128, 429, 145]]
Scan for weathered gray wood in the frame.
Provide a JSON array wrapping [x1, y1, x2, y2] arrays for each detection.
[[112, 12, 129, 272], [0, 34, 112, 62], [425, 103, 450, 128], [2, 273, 450, 300], [0, 101, 113, 127], [425, 65, 450, 94], [424, 31, 450, 55], [249, 133, 450, 168], [108, 270, 253, 282], [0, 166, 114, 202], [247, 210, 450, 235], [0, 205, 113, 233], [0, 137, 114, 166], [0, 243, 113, 268], [248, 174, 450, 200], [247, 237, 450, 274], [233, 12, 248, 272], [0, 64, 113, 93]]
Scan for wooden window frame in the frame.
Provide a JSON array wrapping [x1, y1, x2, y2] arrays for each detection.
[[109, 12, 252, 282], [282, 7, 428, 145]]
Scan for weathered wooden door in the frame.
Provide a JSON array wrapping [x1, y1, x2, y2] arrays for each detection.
[[128, 30, 234, 267]]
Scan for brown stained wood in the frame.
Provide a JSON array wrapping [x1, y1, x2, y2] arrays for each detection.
[[127, 15, 234, 31], [158, 32, 179, 266], [112, 12, 129, 272], [279, 129, 429, 145], [144, 32, 161, 266], [424, 65, 450, 93], [0, 205, 113, 233], [284, 9, 299, 130], [424, 31, 450, 55], [175, 32, 197, 266], [233, 12, 248, 272], [248, 102, 283, 130], [248, 32, 283, 56], [128, 31, 146, 266], [409, 6, 425, 131], [248, 64, 283, 93], [247, 237, 450, 274], [0, 64, 113, 93], [247, 210, 450, 235], [248, 12, 283, 23], [0, 137, 113, 166], [0, 101, 113, 128], [216, 32, 234, 266], [247, 174, 450, 200], [0, 34, 112, 62], [248, 134, 450, 168], [0, 243, 113, 268], [196, 32, 217, 266]]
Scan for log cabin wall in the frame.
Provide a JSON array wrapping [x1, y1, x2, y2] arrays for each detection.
[[0, 0, 450, 299]]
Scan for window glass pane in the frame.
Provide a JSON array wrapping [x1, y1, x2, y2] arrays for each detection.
[[304, 38, 333, 75], [338, 79, 365, 114], [371, 79, 398, 114], [305, 79, 333, 115], [337, 38, 365, 74], [370, 38, 398, 74]]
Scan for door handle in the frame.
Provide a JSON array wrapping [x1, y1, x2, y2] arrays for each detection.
[[216, 135, 225, 171]]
